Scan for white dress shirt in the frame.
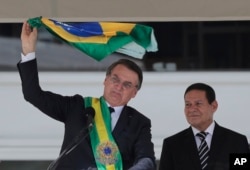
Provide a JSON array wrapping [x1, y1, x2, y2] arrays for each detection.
[[107, 104, 124, 131], [192, 121, 215, 149]]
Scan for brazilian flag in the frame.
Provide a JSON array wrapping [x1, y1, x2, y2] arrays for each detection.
[[28, 16, 158, 61]]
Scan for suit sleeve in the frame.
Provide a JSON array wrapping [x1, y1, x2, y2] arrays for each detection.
[[132, 118, 156, 169], [17, 59, 81, 122], [238, 135, 250, 153]]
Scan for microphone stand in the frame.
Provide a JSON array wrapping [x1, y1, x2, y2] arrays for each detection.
[[47, 123, 93, 170]]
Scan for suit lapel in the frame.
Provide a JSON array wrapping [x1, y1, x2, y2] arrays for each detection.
[[207, 123, 224, 169], [112, 106, 130, 138]]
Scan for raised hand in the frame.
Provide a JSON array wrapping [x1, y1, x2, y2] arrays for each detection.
[[21, 21, 38, 56]]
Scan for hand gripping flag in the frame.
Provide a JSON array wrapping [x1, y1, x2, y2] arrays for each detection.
[[28, 17, 158, 61]]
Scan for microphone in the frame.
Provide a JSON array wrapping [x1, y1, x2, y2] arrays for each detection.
[[85, 107, 95, 128], [47, 107, 95, 170]]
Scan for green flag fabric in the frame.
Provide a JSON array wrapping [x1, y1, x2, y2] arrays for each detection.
[[28, 16, 158, 61]]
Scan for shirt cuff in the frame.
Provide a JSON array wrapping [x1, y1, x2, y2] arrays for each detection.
[[21, 52, 35, 63], [128, 157, 155, 170]]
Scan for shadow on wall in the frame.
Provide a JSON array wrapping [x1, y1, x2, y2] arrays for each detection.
[[0, 160, 161, 170], [0, 161, 51, 170]]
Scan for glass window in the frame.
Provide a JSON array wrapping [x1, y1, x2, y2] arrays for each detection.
[[1, 21, 250, 71]]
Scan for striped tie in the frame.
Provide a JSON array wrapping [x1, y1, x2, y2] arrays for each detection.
[[197, 132, 209, 169]]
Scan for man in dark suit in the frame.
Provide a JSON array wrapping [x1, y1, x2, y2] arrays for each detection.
[[18, 21, 156, 170], [159, 83, 250, 170]]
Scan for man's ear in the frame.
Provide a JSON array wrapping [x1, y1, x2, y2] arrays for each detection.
[[212, 100, 218, 111]]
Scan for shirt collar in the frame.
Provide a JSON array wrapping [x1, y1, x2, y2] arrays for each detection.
[[192, 121, 215, 136], [106, 102, 124, 115]]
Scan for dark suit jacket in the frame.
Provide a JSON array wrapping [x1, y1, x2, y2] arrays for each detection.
[[18, 59, 155, 170], [159, 122, 250, 170]]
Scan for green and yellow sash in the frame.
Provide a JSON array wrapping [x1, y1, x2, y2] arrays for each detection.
[[85, 96, 123, 170]]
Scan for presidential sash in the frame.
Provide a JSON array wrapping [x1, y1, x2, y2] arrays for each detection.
[[84, 96, 123, 170]]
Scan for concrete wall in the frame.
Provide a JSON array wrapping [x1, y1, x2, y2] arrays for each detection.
[[1, 0, 250, 22], [1, 71, 250, 160]]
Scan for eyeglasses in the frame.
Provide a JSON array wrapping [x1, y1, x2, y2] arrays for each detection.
[[108, 75, 138, 90]]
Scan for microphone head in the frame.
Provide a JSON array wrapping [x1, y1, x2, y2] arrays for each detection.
[[85, 107, 95, 118]]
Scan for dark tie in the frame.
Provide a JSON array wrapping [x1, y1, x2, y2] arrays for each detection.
[[109, 107, 115, 114], [197, 132, 209, 169]]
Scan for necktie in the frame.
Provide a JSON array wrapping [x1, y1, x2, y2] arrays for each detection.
[[109, 107, 115, 114], [197, 132, 209, 169], [109, 107, 115, 130]]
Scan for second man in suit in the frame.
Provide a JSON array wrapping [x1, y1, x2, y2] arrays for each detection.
[[159, 82, 249, 170]]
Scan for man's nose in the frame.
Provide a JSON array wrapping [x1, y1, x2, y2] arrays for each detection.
[[115, 81, 124, 90]]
